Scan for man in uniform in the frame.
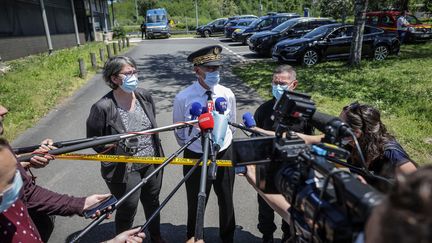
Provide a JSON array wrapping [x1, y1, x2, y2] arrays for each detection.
[[173, 45, 236, 243], [253, 65, 313, 242]]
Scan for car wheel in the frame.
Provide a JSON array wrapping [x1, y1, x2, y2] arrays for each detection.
[[204, 30, 210, 38], [374, 45, 389, 61], [302, 49, 319, 66], [242, 36, 250, 45]]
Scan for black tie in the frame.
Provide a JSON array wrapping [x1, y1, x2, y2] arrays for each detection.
[[205, 90, 212, 102]]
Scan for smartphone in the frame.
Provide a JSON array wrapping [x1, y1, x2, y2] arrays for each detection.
[[83, 195, 117, 219]]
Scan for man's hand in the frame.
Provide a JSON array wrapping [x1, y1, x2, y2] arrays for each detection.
[[28, 138, 56, 168], [106, 228, 145, 243], [83, 193, 113, 219]]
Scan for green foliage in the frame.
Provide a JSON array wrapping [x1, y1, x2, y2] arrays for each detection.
[[113, 26, 126, 38], [319, 0, 353, 22], [0, 42, 130, 140], [233, 42, 432, 165]]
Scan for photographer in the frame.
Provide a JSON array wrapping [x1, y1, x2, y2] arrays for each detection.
[[298, 102, 417, 184], [251, 65, 313, 242]]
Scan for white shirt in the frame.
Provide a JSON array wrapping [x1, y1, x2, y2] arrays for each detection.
[[397, 16, 409, 31], [173, 81, 236, 153]]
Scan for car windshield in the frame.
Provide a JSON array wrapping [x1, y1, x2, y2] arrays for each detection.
[[303, 25, 333, 38], [226, 21, 237, 27], [249, 18, 262, 27], [147, 15, 166, 23], [404, 15, 422, 24], [272, 19, 297, 33]]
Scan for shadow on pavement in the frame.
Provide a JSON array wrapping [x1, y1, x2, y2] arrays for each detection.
[[66, 222, 262, 243]]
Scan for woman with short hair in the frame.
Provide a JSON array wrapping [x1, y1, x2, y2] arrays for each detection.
[[86, 56, 165, 243]]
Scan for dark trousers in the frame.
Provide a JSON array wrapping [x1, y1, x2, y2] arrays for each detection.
[[28, 209, 55, 242], [106, 165, 162, 236], [183, 147, 236, 243], [398, 30, 407, 44], [258, 194, 290, 238]]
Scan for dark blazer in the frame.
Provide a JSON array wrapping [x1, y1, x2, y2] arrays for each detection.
[[86, 88, 164, 183]]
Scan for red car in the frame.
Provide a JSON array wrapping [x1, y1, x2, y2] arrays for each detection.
[[366, 11, 432, 42]]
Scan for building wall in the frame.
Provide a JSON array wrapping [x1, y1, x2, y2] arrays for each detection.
[[0, 33, 85, 61]]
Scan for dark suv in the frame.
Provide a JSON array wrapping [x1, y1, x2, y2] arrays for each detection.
[[231, 13, 300, 44], [248, 17, 335, 56], [196, 18, 229, 37]]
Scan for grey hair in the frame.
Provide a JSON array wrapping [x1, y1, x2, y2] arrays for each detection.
[[102, 56, 137, 89], [273, 64, 296, 81]]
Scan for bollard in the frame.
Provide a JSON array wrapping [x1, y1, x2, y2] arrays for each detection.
[[99, 48, 105, 62], [118, 40, 122, 51], [126, 37, 130, 47], [90, 52, 97, 69], [78, 58, 86, 78], [122, 38, 126, 48], [106, 44, 112, 58], [113, 42, 118, 55]]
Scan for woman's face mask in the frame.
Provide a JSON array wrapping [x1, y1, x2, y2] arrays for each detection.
[[0, 170, 23, 213], [119, 74, 138, 93]]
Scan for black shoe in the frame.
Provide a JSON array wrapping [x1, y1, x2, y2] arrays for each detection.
[[262, 234, 274, 243]]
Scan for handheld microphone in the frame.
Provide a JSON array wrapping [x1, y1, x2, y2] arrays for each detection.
[[215, 97, 228, 115], [189, 102, 203, 136], [198, 113, 214, 132], [242, 112, 256, 128]]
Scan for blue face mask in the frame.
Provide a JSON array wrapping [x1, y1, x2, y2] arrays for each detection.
[[120, 74, 138, 93], [204, 71, 220, 88], [0, 170, 23, 213], [272, 84, 289, 100]]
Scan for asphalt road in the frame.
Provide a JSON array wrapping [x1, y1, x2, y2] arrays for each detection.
[[12, 36, 284, 243]]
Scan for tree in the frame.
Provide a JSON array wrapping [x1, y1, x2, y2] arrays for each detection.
[[348, 0, 368, 67], [319, 0, 353, 23]]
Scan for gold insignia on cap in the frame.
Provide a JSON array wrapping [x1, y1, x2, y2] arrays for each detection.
[[192, 53, 221, 65]]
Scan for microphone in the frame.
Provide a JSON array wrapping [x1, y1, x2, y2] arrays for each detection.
[[215, 97, 228, 114], [311, 111, 352, 142], [242, 112, 256, 128], [198, 112, 214, 132], [201, 106, 208, 114], [189, 102, 203, 136]]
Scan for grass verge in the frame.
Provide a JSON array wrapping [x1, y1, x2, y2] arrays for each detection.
[[233, 42, 432, 165], [0, 42, 131, 141]]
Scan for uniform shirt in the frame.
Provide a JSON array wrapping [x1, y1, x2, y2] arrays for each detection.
[[0, 200, 42, 243], [397, 15, 409, 31], [173, 81, 236, 154]]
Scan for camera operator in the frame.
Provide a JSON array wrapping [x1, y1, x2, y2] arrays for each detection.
[[250, 65, 313, 242], [298, 102, 417, 187]]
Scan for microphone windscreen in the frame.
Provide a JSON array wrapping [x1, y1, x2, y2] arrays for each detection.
[[215, 97, 228, 114], [242, 112, 256, 128], [212, 111, 228, 149], [190, 102, 203, 117], [198, 113, 214, 131], [201, 106, 208, 114]]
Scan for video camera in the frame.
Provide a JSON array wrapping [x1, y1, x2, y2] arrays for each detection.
[[232, 90, 382, 243]]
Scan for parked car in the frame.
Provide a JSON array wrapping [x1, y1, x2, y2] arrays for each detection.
[[248, 17, 335, 56], [228, 15, 258, 21], [231, 13, 300, 44], [196, 18, 229, 37], [272, 24, 400, 66], [225, 19, 255, 38], [366, 11, 432, 42]]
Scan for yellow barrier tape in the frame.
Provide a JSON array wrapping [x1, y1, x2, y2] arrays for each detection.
[[55, 153, 233, 167]]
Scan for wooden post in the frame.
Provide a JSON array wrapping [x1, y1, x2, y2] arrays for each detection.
[[99, 48, 105, 62], [90, 52, 97, 69], [113, 42, 118, 55], [106, 44, 112, 58], [78, 58, 86, 78], [126, 37, 130, 47], [118, 40, 122, 51]]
